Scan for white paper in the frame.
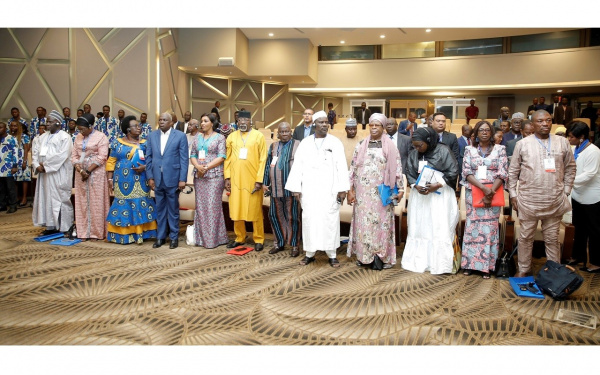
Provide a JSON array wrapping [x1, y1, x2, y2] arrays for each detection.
[[416, 167, 443, 188], [418, 160, 428, 173]]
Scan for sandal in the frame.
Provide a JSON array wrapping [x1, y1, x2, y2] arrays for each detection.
[[329, 258, 341, 268], [299, 256, 315, 266], [463, 270, 472, 276]]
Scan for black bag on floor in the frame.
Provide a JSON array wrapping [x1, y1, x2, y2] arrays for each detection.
[[495, 245, 518, 278], [371, 255, 384, 271], [534, 260, 584, 300]]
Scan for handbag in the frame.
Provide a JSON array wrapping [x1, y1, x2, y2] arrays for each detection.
[[471, 184, 504, 208], [534, 260, 584, 300], [495, 245, 518, 278], [185, 224, 195, 246], [371, 255, 384, 271]]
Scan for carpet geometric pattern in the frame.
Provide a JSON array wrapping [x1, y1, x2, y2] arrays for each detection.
[[1, 208, 599, 345]]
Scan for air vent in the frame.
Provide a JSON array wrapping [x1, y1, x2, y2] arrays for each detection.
[[217, 57, 234, 66]]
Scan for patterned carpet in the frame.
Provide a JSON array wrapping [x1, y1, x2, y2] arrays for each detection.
[[1, 207, 599, 345]]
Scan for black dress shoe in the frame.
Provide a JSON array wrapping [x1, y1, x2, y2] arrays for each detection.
[[268, 245, 282, 254], [40, 229, 60, 236], [227, 240, 245, 248], [255, 243, 264, 252], [290, 247, 300, 257], [6, 206, 17, 214], [169, 239, 178, 249], [153, 239, 166, 248]]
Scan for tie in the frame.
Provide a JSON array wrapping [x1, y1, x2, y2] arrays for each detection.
[[467, 138, 471, 146], [389, 135, 393, 139], [439, 134, 443, 142]]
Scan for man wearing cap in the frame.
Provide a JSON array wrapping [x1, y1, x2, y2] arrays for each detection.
[[31, 111, 74, 236], [29, 107, 47, 140], [146, 112, 189, 249], [292, 108, 315, 141], [285, 110, 350, 268], [502, 112, 524, 145], [224, 111, 268, 251], [95, 105, 122, 145], [263, 122, 302, 257], [342, 118, 360, 163]]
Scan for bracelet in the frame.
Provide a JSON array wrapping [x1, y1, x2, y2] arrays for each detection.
[[84, 169, 91, 174]]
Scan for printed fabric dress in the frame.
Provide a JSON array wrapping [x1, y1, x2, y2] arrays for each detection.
[[460, 145, 509, 273], [106, 138, 157, 244], [347, 141, 403, 266], [14, 134, 31, 182], [190, 133, 228, 248]]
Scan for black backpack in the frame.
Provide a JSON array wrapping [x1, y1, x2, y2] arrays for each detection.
[[534, 260, 584, 300]]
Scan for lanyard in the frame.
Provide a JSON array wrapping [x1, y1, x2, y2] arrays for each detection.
[[478, 144, 492, 158], [239, 130, 249, 147], [82, 129, 95, 151], [533, 134, 551, 156]]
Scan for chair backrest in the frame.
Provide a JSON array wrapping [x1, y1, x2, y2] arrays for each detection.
[[572, 118, 590, 127], [258, 128, 272, 139]]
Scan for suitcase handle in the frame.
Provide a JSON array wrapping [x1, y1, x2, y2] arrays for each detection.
[[565, 265, 576, 272]]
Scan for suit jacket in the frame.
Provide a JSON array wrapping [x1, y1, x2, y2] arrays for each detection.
[[145, 129, 189, 188], [553, 105, 574, 125], [398, 120, 417, 136], [211, 107, 220, 122], [355, 108, 372, 126], [457, 135, 469, 171], [174, 121, 185, 132], [396, 133, 414, 175], [292, 124, 315, 141], [505, 137, 520, 165], [439, 131, 460, 164], [535, 103, 553, 115]]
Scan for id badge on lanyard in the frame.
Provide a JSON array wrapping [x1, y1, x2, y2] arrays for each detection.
[[544, 158, 556, 172], [239, 148, 248, 160], [477, 165, 487, 180], [418, 160, 427, 173]]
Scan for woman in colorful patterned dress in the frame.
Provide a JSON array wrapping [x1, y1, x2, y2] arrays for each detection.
[[71, 113, 110, 241], [106, 116, 157, 244], [189, 113, 228, 248], [460, 120, 509, 279], [347, 113, 403, 269], [9, 120, 31, 208]]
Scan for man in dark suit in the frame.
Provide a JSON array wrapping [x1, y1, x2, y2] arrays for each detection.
[[457, 124, 472, 173], [431, 112, 459, 163], [553, 97, 574, 126], [211, 101, 221, 123], [292, 108, 314, 141], [354, 102, 372, 130], [535, 96, 552, 115], [390, 117, 414, 174], [146, 112, 189, 249], [398, 112, 417, 136], [172, 112, 184, 132], [527, 98, 538, 115]]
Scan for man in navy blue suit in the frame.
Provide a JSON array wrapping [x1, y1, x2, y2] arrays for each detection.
[[146, 112, 189, 249], [457, 124, 472, 174]]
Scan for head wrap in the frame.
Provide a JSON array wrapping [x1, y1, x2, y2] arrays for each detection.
[[345, 118, 357, 127], [554, 126, 567, 135], [312, 110, 327, 122], [369, 113, 387, 127], [511, 112, 525, 120], [412, 127, 439, 155], [238, 111, 251, 119], [219, 123, 233, 136], [76, 113, 95, 128], [355, 115, 399, 189], [48, 110, 63, 123]]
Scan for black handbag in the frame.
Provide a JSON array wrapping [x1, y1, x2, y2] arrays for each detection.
[[534, 260, 584, 300], [495, 245, 518, 278], [371, 255, 384, 271]]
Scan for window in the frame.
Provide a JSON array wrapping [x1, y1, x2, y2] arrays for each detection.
[[511, 30, 580, 53], [381, 42, 435, 59], [443, 38, 503, 56], [319, 45, 377, 61], [434, 98, 475, 122]]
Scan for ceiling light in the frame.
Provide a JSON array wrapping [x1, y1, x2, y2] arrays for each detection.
[[557, 89, 563, 92], [268, 33, 274, 37], [380, 35, 385, 39], [340, 40, 345, 44], [426, 29, 431, 33]]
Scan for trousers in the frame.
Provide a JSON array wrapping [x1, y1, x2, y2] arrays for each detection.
[[234, 219, 264, 244], [517, 216, 561, 273]]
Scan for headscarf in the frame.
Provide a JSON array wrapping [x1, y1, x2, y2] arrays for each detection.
[[76, 113, 95, 128], [354, 113, 399, 188], [406, 126, 458, 187], [553, 126, 566, 135], [312, 110, 327, 123], [411, 126, 438, 156]]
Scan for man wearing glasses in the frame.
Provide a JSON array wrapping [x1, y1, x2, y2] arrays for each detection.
[[292, 108, 315, 141], [508, 110, 576, 277]]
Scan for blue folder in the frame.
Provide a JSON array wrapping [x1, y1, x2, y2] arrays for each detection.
[[377, 184, 399, 206], [509, 276, 545, 299], [33, 232, 65, 242], [50, 238, 82, 246]]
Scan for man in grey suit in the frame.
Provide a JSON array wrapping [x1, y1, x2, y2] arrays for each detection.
[[292, 108, 315, 141], [386, 117, 413, 174], [430, 112, 460, 163], [146, 112, 189, 249]]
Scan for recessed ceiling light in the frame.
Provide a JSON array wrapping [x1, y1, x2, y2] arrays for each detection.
[[268, 33, 274, 37], [340, 40, 345, 44], [557, 89, 563, 92], [380, 35, 385, 39], [194, 67, 197, 70], [426, 29, 431, 33]]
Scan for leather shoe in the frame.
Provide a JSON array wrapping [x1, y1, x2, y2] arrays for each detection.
[[227, 240, 245, 248], [255, 243, 264, 252], [169, 239, 178, 249], [290, 247, 300, 257], [40, 229, 60, 236], [153, 239, 166, 248], [6, 206, 17, 214], [269, 245, 283, 254]]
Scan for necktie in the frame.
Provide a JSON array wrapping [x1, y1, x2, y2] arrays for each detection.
[[467, 138, 471, 146], [389, 135, 393, 139]]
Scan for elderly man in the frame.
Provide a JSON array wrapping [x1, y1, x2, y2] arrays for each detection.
[[342, 118, 360, 163], [398, 112, 417, 136], [502, 112, 524, 145], [146, 112, 189, 249], [285, 111, 350, 268], [263, 122, 301, 257], [355, 102, 372, 130], [31, 111, 74, 235], [292, 108, 314, 141], [492, 106, 511, 130], [95, 105, 121, 145], [224, 111, 268, 251], [509, 110, 576, 277]]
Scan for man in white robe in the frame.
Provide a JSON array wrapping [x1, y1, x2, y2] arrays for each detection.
[[31, 111, 74, 235], [285, 111, 349, 267]]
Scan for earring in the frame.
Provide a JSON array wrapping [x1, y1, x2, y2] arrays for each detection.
[[475, 137, 479, 142]]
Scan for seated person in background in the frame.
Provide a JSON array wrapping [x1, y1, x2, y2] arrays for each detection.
[[492, 106, 511, 130]]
